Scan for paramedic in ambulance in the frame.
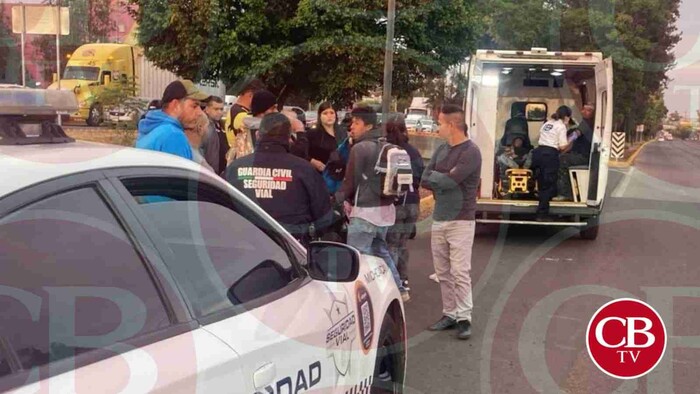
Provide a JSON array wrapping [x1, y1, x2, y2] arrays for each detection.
[[531, 105, 573, 221], [225, 112, 333, 246]]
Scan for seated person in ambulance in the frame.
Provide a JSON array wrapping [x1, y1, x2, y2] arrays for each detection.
[[555, 104, 595, 201], [497, 135, 532, 179], [500, 109, 533, 150]]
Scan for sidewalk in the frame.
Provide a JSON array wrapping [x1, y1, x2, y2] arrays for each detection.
[[609, 140, 654, 168]]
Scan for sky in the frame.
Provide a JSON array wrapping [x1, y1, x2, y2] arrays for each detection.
[[665, 0, 700, 118]]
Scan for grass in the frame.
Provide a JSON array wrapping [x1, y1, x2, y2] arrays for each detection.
[[64, 127, 136, 147]]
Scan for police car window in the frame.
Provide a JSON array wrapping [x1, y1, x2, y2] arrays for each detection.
[[121, 177, 299, 317], [0, 187, 170, 378]]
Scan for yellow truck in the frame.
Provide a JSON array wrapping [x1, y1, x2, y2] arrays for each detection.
[[47, 43, 138, 126], [47, 43, 225, 126]]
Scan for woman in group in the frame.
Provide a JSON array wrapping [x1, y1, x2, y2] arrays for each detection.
[[307, 101, 348, 173], [531, 105, 573, 221], [385, 116, 424, 292]]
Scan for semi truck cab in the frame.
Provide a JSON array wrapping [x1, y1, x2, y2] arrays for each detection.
[[47, 44, 136, 126]]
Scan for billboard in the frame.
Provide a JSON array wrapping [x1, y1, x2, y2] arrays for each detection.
[[11, 5, 69, 35]]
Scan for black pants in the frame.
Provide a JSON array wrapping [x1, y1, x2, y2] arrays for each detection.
[[532, 146, 560, 215]]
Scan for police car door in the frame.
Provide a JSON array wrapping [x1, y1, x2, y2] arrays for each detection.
[[115, 174, 351, 393], [205, 280, 365, 394]]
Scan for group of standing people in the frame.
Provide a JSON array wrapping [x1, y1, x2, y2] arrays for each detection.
[[134, 79, 483, 341]]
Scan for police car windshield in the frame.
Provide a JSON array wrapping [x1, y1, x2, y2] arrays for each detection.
[[63, 66, 100, 81]]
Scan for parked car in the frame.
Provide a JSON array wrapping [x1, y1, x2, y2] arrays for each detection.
[[0, 91, 407, 393], [283, 106, 306, 124], [405, 118, 420, 133], [420, 119, 437, 133], [305, 111, 318, 129]]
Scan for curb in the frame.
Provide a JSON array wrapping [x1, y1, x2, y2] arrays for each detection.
[[608, 139, 654, 168]]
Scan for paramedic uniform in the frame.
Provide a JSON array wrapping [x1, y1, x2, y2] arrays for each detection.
[[532, 119, 568, 216]]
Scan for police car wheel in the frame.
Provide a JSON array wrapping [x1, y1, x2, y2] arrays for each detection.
[[371, 314, 404, 393]]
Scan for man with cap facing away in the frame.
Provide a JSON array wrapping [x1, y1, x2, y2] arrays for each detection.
[[233, 89, 309, 161], [230, 89, 278, 161], [136, 80, 208, 160], [225, 113, 333, 246]]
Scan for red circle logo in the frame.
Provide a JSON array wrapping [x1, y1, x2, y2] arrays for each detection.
[[586, 298, 667, 379]]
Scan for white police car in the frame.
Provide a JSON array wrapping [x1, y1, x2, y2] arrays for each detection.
[[0, 87, 406, 393]]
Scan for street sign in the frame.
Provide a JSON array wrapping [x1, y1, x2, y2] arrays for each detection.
[[11, 5, 69, 36], [636, 124, 645, 133], [611, 132, 625, 160]]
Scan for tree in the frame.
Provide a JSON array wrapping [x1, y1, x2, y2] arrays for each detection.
[[96, 76, 144, 144], [668, 111, 681, 122], [0, 2, 15, 83], [124, 0, 482, 107], [34, 0, 116, 81], [484, 0, 681, 137], [643, 91, 667, 138]]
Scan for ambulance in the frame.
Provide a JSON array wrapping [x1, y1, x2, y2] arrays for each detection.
[[465, 48, 613, 239]]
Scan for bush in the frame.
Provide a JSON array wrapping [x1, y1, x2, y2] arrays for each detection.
[[678, 125, 693, 140]]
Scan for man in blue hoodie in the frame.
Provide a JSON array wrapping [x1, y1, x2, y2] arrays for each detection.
[[136, 80, 209, 160]]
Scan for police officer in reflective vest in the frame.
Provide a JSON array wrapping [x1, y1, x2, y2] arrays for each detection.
[[225, 113, 333, 246]]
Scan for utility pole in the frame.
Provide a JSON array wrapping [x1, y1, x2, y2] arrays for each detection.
[[381, 0, 396, 126], [21, 4, 26, 86], [55, 0, 62, 125]]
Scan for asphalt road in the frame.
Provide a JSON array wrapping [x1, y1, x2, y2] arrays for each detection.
[[403, 139, 700, 393]]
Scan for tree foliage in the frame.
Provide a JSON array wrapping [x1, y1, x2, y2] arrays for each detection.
[[34, 0, 116, 81], [484, 0, 681, 135], [124, 0, 482, 107], [643, 90, 667, 137]]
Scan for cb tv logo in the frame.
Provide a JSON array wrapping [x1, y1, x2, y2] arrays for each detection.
[[586, 298, 668, 379]]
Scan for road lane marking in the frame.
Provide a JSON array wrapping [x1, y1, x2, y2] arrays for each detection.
[[611, 167, 635, 198]]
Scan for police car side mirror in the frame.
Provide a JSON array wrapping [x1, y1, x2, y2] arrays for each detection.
[[307, 241, 360, 283]]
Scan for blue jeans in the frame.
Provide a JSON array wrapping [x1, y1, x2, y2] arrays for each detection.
[[347, 217, 406, 292]]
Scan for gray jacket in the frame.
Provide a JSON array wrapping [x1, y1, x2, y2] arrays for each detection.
[[201, 118, 225, 174], [336, 128, 395, 208]]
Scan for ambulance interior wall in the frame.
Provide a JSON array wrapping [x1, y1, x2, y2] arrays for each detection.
[[494, 70, 597, 146]]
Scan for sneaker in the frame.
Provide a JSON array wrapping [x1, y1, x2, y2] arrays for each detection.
[[401, 291, 411, 303], [401, 280, 411, 292], [428, 316, 456, 331], [552, 195, 568, 202], [456, 320, 472, 340], [429, 273, 440, 283]]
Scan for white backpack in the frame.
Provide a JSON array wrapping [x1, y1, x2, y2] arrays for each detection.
[[374, 139, 414, 197]]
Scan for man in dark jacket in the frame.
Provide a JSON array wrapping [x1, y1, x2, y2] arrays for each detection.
[[201, 95, 228, 174], [226, 113, 333, 246], [556, 104, 595, 200], [336, 106, 409, 301]]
